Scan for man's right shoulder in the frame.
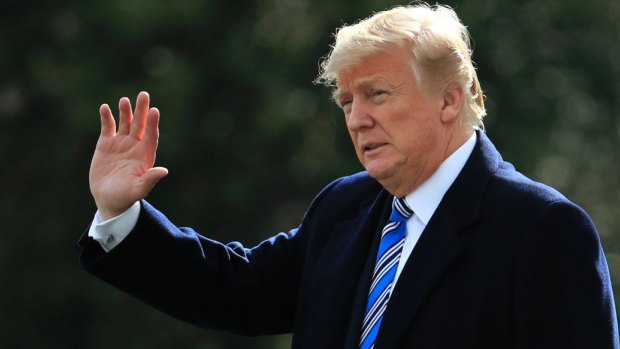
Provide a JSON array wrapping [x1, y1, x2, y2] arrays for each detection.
[[302, 171, 386, 223], [321, 171, 383, 200]]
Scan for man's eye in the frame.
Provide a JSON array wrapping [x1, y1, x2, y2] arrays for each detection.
[[339, 100, 352, 109], [371, 90, 388, 101]]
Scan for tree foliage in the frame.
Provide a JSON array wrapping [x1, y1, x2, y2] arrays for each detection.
[[1, 0, 618, 347]]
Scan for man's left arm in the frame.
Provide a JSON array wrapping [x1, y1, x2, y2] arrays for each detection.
[[515, 200, 619, 348]]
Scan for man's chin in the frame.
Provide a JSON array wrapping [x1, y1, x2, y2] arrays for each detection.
[[364, 165, 393, 182]]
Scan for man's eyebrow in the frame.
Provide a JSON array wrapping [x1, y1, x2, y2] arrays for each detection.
[[332, 77, 385, 102], [355, 77, 384, 88]]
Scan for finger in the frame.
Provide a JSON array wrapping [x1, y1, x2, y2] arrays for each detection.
[[99, 104, 116, 137], [143, 107, 160, 144], [131, 91, 150, 140], [117, 97, 133, 135]]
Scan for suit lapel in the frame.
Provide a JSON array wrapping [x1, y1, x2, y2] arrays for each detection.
[[297, 185, 393, 349], [341, 192, 392, 349], [375, 201, 466, 349], [374, 131, 502, 349]]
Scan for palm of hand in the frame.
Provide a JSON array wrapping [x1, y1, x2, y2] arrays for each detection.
[[89, 92, 168, 219]]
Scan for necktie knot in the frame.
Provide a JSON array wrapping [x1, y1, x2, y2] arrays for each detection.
[[390, 197, 413, 222]]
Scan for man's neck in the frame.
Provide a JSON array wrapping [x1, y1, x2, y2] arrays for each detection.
[[386, 126, 475, 197]]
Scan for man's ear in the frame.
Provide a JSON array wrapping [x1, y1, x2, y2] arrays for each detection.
[[440, 82, 464, 123]]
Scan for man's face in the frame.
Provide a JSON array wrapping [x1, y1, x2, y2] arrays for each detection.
[[335, 46, 450, 196]]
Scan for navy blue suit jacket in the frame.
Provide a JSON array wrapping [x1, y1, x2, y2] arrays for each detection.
[[80, 132, 619, 348]]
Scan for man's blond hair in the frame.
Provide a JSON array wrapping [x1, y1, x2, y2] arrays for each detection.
[[317, 3, 486, 127]]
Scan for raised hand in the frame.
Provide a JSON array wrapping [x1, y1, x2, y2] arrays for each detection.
[[89, 91, 168, 219]]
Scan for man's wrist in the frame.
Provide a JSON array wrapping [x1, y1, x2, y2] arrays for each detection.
[[88, 201, 141, 252]]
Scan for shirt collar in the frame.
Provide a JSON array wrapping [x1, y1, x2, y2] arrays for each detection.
[[404, 132, 477, 225]]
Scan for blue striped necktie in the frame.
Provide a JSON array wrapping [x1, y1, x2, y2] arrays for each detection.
[[359, 197, 413, 349]]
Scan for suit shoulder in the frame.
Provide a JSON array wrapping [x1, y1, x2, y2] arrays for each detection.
[[488, 161, 571, 209], [476, 160, 602, 265], [318, 171, 382, 200], [303, 171, 384, 222], [333, 171, 381, 192]]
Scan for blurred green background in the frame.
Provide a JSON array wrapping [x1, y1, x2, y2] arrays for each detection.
[[1, 0, 619, 348]]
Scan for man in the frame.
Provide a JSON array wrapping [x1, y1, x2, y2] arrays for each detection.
[[80, 4, 619, 348]]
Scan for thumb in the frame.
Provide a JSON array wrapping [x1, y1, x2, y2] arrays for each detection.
[[139, 166, 169, 193]]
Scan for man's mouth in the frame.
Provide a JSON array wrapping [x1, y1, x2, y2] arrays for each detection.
[[363, 143, 387, 152]]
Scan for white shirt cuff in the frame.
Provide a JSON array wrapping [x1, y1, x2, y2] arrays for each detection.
[[87, 201, 141, 252]]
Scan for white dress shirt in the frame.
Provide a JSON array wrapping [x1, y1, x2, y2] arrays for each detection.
[[88, 201, 141, 252], [89, 133, 477, 274], [394, 132, 476, 283]]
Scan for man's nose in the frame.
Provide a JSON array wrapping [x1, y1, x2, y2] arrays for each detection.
[[346, 100, 374, 131]]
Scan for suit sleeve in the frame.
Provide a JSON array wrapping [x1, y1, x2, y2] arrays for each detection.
[[514, 200, 619, 348], [79, 200, 304, 335], [78, 175, 348, 336]]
